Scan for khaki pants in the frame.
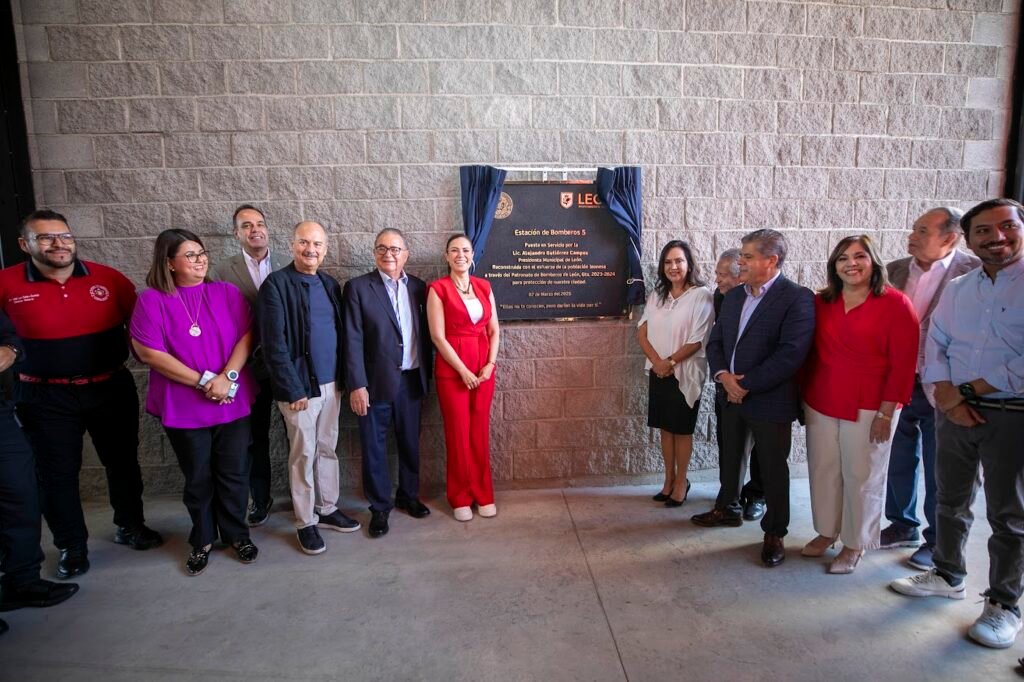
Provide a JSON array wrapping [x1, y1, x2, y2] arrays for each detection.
[[278, 382, 341, 529], [805, 403, 901, 550]]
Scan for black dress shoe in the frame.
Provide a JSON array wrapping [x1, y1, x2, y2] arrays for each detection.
[[248, 498, 274, 527], [114, 524, 164, 550], [652, 491, 670, 502], [0, 579, 79, 612], [186, 546, 211, 576], [762, 534, 786, 567], [368, 509, 390, 538], [232, 539, 259, 564], [56, 547, 89, 580], [665, 479, 692, 507], [691, 508, 743, 527], [743, 498, 767, 521], [395, 498, 431, 519]]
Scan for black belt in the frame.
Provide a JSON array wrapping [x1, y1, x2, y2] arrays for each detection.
[[967, 398, 1024, 413]]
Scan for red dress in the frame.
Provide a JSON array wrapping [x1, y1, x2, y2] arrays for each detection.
[[429, 276, 496, 508], [802, 287, 920, 421]]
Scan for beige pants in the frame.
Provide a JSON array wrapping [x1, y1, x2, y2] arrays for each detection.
[[804, 403, 902, 550], [278, 382, 341, 529]]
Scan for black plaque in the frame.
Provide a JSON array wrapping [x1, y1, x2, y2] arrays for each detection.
[[475, 181, 629, 321]]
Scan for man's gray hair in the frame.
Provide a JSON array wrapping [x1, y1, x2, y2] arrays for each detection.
[[375, 227, 407, 246], [926, 207, 964, 235], [741, 229, 788, 267], [717, 248, 741, 277]]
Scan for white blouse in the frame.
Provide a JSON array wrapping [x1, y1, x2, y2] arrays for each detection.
[[638, 285, 716, 407], [463, 297, 484, 324]]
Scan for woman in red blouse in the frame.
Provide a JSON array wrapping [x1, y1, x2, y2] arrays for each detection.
[[427, 235, 500, 523], [801, 235, 919, 574]]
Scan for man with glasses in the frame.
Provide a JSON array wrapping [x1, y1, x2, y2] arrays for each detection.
[[0, 209, 162, 580], [212, 205, 288, 527], [343, 228, 433, 538], [258, 221, 360, 555]]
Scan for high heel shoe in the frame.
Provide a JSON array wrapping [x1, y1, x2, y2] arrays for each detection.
[[828, 547, 864, 574], [652, 491, 671, 502], [664, 479, 692, 507], [801, 535, 837, 557]]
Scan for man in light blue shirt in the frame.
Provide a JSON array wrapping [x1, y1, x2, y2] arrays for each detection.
[[891, 198, 1024, 650]]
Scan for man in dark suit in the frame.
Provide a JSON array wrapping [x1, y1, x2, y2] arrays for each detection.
[[714, 248, 765, 522], [343, 228, 433, 538], [212, 205, 289, 526], [693, 229, 816, 567], [881, 207, 980, 570]]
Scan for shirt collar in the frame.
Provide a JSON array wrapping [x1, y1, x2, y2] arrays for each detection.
[[743, 270, 781, 298], [242, 249, 270, 269], [25, 258, 89, 283], [378, 269, 408, 287], [975, 257, 1024, 282], [910, 250, 956, 277]]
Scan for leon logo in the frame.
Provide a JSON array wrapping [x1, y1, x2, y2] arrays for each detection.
[[89, 285, 110, 302], [494, 192, 513, 220], [560, 192, 573, 209]]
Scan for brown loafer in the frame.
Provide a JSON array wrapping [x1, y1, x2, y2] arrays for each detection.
[[762, 534, 785, 567]]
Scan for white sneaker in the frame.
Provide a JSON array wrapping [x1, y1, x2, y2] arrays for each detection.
[[889, 569, 966, 600], [453, 506, 473, 522], [968, 600, 1023, 649], [478, 503, 497, 518]]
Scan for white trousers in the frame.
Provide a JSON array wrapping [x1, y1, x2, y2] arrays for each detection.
[[804, 403, 902, 550], [278, 382, 341, 529]]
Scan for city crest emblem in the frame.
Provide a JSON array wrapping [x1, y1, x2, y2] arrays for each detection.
[[494, 192, 513, 220], [89, 285, 110, 302], [560, 192, 573, 209]]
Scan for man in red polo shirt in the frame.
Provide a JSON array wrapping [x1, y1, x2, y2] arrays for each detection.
[[0, 209, 162, 580]]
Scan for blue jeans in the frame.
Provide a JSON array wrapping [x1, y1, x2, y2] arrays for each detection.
[[884, 379, 937, 546]]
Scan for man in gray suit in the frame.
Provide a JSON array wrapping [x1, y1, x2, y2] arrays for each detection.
[[881, 207, 981, 569], [212, 205, 289, 526]]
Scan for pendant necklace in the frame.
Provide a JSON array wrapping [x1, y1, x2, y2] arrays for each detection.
[[451, 275, 471, 296], [178, 286, 207, 337]]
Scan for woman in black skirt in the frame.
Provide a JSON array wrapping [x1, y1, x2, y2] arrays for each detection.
[[637, 240, 715, 506]]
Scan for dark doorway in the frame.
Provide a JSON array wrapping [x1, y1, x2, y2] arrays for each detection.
[[1004, 12, 1024, 201], [0, 1, 34, 268]]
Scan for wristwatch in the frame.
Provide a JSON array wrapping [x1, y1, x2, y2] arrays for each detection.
[[226, 369, 240, 382], [958, 382, 976, 399]]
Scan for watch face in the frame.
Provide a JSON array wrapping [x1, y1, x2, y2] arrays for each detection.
[[226, 370, 239, 381], [958, 383, 974, 397]]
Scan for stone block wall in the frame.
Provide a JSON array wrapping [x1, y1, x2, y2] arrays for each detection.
[[10, 0, 1019, 496]]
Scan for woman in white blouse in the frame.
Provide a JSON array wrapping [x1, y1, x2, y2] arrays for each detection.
[[637, 240, 715, 507]]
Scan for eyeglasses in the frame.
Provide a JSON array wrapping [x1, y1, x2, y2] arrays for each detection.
[[29, 233, 75, 246], [374, 245, 406, 256], [176, 250, 209, 263]]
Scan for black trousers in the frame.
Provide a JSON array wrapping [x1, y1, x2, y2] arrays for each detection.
[[0, 404, 44, 589], [714, 391, 763, 501], [248, 378, 277, 506], [716, 402, 793, 537], [165, 417, 252, 549], [17, 368, 146, 550], [358, 372, 423, 512]]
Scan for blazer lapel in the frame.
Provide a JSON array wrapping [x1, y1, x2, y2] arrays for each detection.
[[368, 273, 401, 332], [230, 256, 259, 301], [889, 260, 910, 291]]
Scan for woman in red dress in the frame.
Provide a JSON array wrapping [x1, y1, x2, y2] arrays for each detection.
[[801, 235, 919, 574], [427, 234, 500, 522]]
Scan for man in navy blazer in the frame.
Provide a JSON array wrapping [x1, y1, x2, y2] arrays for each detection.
[[343, 228, 433, 538], [693, 229, 816, 568]]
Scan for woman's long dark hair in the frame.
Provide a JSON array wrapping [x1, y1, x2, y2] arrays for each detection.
[[819, 234, 888, 303], [654, 240, 704, 305], [146, 228, 209, 294]]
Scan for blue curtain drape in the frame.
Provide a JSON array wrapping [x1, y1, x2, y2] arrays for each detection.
[[595, 166, 644, 305], [459, 165, 507, 264]]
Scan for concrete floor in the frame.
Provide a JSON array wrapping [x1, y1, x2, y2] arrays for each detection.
[[1, 481, 1018, 681]]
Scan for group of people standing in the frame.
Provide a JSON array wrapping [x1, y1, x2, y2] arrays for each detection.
[[0, 198, 1021, 652], [639, 198, 1023, 649]]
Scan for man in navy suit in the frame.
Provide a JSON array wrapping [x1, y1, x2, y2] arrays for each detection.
[[693, 229, 816, 567], [343, 228, 433, 538]]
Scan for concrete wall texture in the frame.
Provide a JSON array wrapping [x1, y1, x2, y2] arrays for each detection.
[[9, 0, 1020, 496]]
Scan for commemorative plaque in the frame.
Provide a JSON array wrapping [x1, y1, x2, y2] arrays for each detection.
[[474, 182, 629, 321]]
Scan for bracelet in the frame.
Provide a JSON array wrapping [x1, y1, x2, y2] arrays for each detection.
[[874, 411, 892, 421]]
